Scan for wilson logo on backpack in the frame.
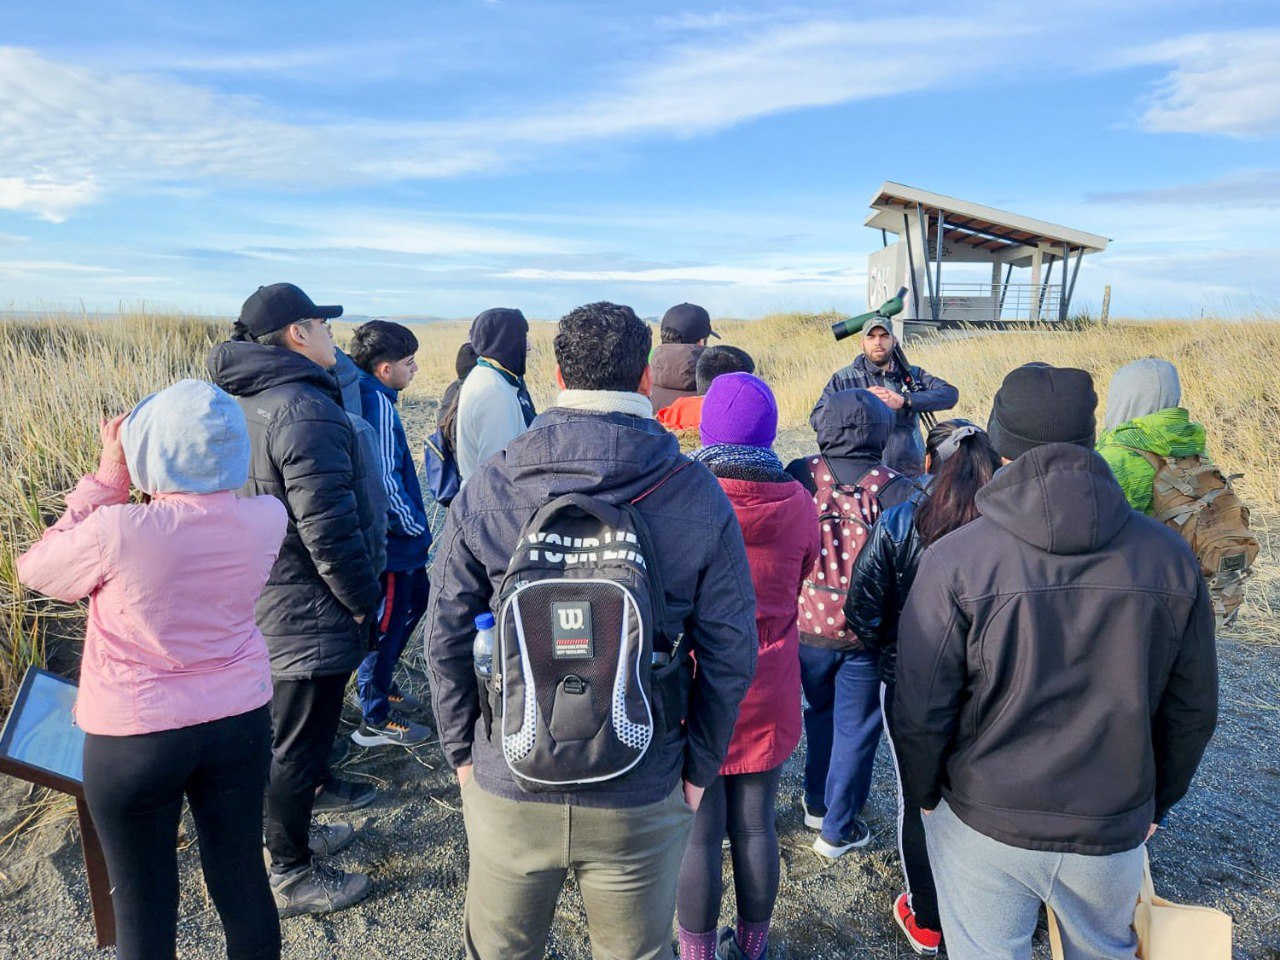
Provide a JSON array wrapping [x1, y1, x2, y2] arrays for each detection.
[[486, 490, 687, 792]]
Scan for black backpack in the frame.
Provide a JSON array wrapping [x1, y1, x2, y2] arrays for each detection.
[[484, 485, 690, 792]]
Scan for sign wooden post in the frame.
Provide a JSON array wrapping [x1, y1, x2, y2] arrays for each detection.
[[0, 668, 115, 948]]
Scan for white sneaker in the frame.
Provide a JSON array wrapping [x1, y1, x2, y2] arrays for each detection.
[[812, 820, 872, 859]]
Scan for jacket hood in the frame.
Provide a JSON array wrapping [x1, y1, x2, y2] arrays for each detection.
[[651, 342, 704, 392], [976, 443, 1132, 555], [1101, 406, 1205, 458], [719, 476, 810, 543], [502, 408, 683, 503], [207, 340, 341, 402], [816, 388, 893, 462], [121, 379, 250, 495], [332, 349, 362, 413], [470, 308, 529, 378], [1104, 358, 1181, 431]]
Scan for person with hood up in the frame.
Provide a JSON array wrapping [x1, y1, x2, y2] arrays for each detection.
[[784, 390, 917, 860], [426, 301, 758, 960], [844, 420, 1001, 956], [208, 282, 382, 918], [1096, 358, 1206, 515], [650, 302, 718, 412], [676, 373, 819, 960], [456, 308, 536, 482], [17, 380, 287, 960], [810, 317, 958, 476], [895, 364, 1218, 960]]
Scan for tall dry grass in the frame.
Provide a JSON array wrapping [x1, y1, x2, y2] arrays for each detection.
[[3, 311, 1278, 709], [0, 315, 223, 709]]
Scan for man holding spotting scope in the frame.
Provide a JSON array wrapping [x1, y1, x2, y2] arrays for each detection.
[[812, 288, 959, 476]]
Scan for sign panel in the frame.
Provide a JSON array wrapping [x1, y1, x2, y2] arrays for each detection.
[[0, 668, 84, 786]]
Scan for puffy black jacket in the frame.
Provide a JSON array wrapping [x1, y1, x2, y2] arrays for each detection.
[[844, 486, 928, 684], [208, 341, 382, 678], [810, 355, 958, 476], [895, 443, 1217, 855], [425, 405, 758, 808]]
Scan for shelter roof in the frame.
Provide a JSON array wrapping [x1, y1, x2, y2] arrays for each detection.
[[865, 182, 1110, 264]]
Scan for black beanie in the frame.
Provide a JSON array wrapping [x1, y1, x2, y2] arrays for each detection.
[[987, 364, 1097, 461]]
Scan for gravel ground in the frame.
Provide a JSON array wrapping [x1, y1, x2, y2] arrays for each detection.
[[1, 403, 1277, 959]]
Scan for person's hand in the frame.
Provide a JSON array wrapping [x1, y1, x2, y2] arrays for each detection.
[[457, 763, 474, 788], [1146, 822, 1158, 841], [99, 414, 127, 465], [922, 807, 934, 816], [868, 386, 905, 410], [354, 614, 366, 625], [683, 780, 705, 812]]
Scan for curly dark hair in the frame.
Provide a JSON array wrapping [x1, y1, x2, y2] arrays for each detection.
[[348, 320, 419, 374], [554, 302, 652, 392]]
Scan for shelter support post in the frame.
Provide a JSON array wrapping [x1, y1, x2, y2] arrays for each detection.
[[902, 211, 921, 318], [1064, 245, 1084, 321]]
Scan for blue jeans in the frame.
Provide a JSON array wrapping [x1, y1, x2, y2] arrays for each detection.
[[798, 644, 882, 844], [357, 566, 430, 725], [925, 800, 1143, 960]]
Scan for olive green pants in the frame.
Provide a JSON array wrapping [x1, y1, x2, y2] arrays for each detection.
[[461, 777, 694, 960]]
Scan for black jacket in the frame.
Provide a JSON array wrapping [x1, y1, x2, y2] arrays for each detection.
[[425, 405, 758, 807], [895, 444, 1218, 855], [209, 341, 382, 678], [810, 355, 958, 476], [844, 487, 929, 684]]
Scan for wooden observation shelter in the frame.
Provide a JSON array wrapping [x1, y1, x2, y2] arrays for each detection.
[[864, 182, 1110, 336]]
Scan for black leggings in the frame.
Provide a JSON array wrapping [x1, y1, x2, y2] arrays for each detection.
[[881, 682, 940, 930], [676, 765, 785, 932], [82, 706, 281, 960]]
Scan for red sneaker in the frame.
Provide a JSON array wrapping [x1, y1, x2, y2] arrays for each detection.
[[894, 893, 941, 955]]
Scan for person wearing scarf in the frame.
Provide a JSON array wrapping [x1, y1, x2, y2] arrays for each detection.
[[677, 373, 820, 960], [456, 307, 537, 483]]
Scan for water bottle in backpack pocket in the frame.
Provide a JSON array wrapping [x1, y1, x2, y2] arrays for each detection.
[[490, 492, 681, 792]]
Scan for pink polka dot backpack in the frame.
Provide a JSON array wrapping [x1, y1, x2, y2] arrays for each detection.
[[797, 455, 901, 648]]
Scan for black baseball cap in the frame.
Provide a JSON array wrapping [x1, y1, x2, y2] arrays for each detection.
[[238, 283, 343, 339], [660, 302, 719, 341]]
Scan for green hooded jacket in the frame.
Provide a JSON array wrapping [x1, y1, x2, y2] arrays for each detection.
[[1096, 407, 1207, 515]]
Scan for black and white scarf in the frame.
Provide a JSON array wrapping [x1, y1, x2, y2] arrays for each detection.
[[690, 444, 791, 483]]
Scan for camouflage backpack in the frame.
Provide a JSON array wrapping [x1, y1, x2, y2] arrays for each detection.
[[1127, 447, 1259, 626], [797, 457, 904, 648]]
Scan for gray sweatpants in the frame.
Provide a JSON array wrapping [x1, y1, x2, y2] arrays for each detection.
[[924, 799, 1143, 960], [460, 777, 694, 960]]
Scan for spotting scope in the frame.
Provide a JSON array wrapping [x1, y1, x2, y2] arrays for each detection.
[[830, 287, 907, 342]]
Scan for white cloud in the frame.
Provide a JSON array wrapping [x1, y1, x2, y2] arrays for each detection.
[[1126, 30, 1280, 137], [501, 260, 861, 287], [0, 13, 1034, 221]]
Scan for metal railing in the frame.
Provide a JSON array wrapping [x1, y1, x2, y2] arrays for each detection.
[[935, 282, 1063, 322]]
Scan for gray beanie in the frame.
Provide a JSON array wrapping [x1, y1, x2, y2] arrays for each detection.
[[1104, 358, 1181, 430], [121, 380, 250, 495]]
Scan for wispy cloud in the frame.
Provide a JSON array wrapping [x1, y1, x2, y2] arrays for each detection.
[[500, 260, 861, 287], [1124, 29, 1280, 137], [0, 13, 1035, 221], [1087, 169, 1280, 206]]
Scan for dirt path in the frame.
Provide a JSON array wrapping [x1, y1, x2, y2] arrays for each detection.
[[1, 401, 1276, 959]]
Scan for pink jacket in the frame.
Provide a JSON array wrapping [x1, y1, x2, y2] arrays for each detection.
[[717, 476, 820, 775], [17, 456, 287, 736]]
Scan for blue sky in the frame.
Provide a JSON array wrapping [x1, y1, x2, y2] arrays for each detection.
[[2, 0, 1278, 319]]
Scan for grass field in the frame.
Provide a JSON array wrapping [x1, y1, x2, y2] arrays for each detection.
[[3, 311, 1278, 710]]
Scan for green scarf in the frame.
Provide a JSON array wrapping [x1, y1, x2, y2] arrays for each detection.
[[1096, 407, 1207, 515]]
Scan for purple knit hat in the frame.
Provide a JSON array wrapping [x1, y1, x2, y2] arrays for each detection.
[[700, 372, 778, 448]]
